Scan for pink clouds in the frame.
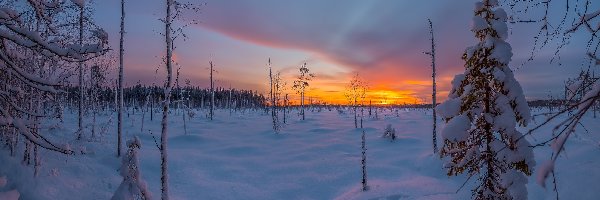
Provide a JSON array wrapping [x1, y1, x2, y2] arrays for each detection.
[[189, 0, 480, 101]]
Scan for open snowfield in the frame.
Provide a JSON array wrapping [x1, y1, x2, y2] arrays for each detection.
[[1, 108, 600, 199]]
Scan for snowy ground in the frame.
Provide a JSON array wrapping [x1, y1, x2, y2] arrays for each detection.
[[1, 107, 599, 199]]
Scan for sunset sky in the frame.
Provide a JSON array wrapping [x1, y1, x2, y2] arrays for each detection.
[[93, 0, 596, 105]]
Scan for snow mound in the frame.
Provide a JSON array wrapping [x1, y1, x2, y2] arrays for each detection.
[[0, 176, 20, 200], [334, 178, 456, 200]]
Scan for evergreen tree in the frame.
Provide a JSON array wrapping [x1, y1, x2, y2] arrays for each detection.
[[436, 1, 534, 199]]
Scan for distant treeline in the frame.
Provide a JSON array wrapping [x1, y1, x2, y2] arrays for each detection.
[[60, 84, 576, 110], [61, 84, 267, 110]]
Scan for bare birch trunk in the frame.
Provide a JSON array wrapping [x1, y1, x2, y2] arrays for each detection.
[[161, 0, 173, 199], [210, 61, 214, 120], [77, 5, 84, 140]]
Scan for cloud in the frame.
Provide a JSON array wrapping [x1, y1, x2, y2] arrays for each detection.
[[193, 0, 592, 100], [192, 0, 479, 97], [93, 0, 594, 102]]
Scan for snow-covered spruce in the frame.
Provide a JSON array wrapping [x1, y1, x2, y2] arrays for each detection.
[[112, 137, 152, 200], [436, 1, 534, 199]]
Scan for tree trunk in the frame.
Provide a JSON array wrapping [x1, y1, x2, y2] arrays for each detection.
[[361, 130, 368, 191], [269, 59, 277, 132], [161, 0, 173, 199], [428, 19, 438, 154], [77, 5, 84, 140], [210, 61, 214, 120], [117, 0, 125, 157], [301, 91, 305, 120]]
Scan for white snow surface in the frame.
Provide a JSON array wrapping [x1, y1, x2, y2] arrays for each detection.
[[0, 108, 599, 199], [441, 114, 471, 141], [0, 176, 19, 200], [0, 190, 19, 200]]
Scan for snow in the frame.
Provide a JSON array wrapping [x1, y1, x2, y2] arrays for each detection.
[[493, 8, 508, 21], [112, 136, 151, 199], [435, 98, 461, 119], [451, 74, 465, 89], [442, 115, 471, 141], [93, 28, 109, 45], [442, 114, 470, 142], [0, 109, 460, 199], [491, 18, 509, 39], [0, 176, 19, 200], [493, 68, 506, 82], [471, 16, 487, 32], [490, 39, 513, 64], [0, 176, 6, 187], [502, 170, 528, 200], [0, 108, 599, 199], [0, 190, 19, 200]]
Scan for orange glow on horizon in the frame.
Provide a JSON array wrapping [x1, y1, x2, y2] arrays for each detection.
[[265, 73, 454, 106], [281, 89, 425, 106]]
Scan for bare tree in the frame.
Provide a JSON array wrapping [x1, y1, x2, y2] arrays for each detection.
[[292, 62, 315, 120], [425, 19, 438, 153], [0, 0, 107, 158], [160, 0, 173, 198], [506, 0, 600, 191], [76, 0, 85, 140], [273, 71, 285, 131], [117, 0, 126, 157], [267, 58, 281, 132], [283, 94, 289, 124], [345, 73, 367, 129], [361, 130, 368, 191], [158, 2, 202, 198], [209, 61, 215, 120]]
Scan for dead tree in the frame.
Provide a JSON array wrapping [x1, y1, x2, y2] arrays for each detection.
[[361, 130, 368, 191], [292, 62, 315, 120], [345, 73, 367, 129], [118, 0, 126, 157], [425, 18, 438, 153]]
